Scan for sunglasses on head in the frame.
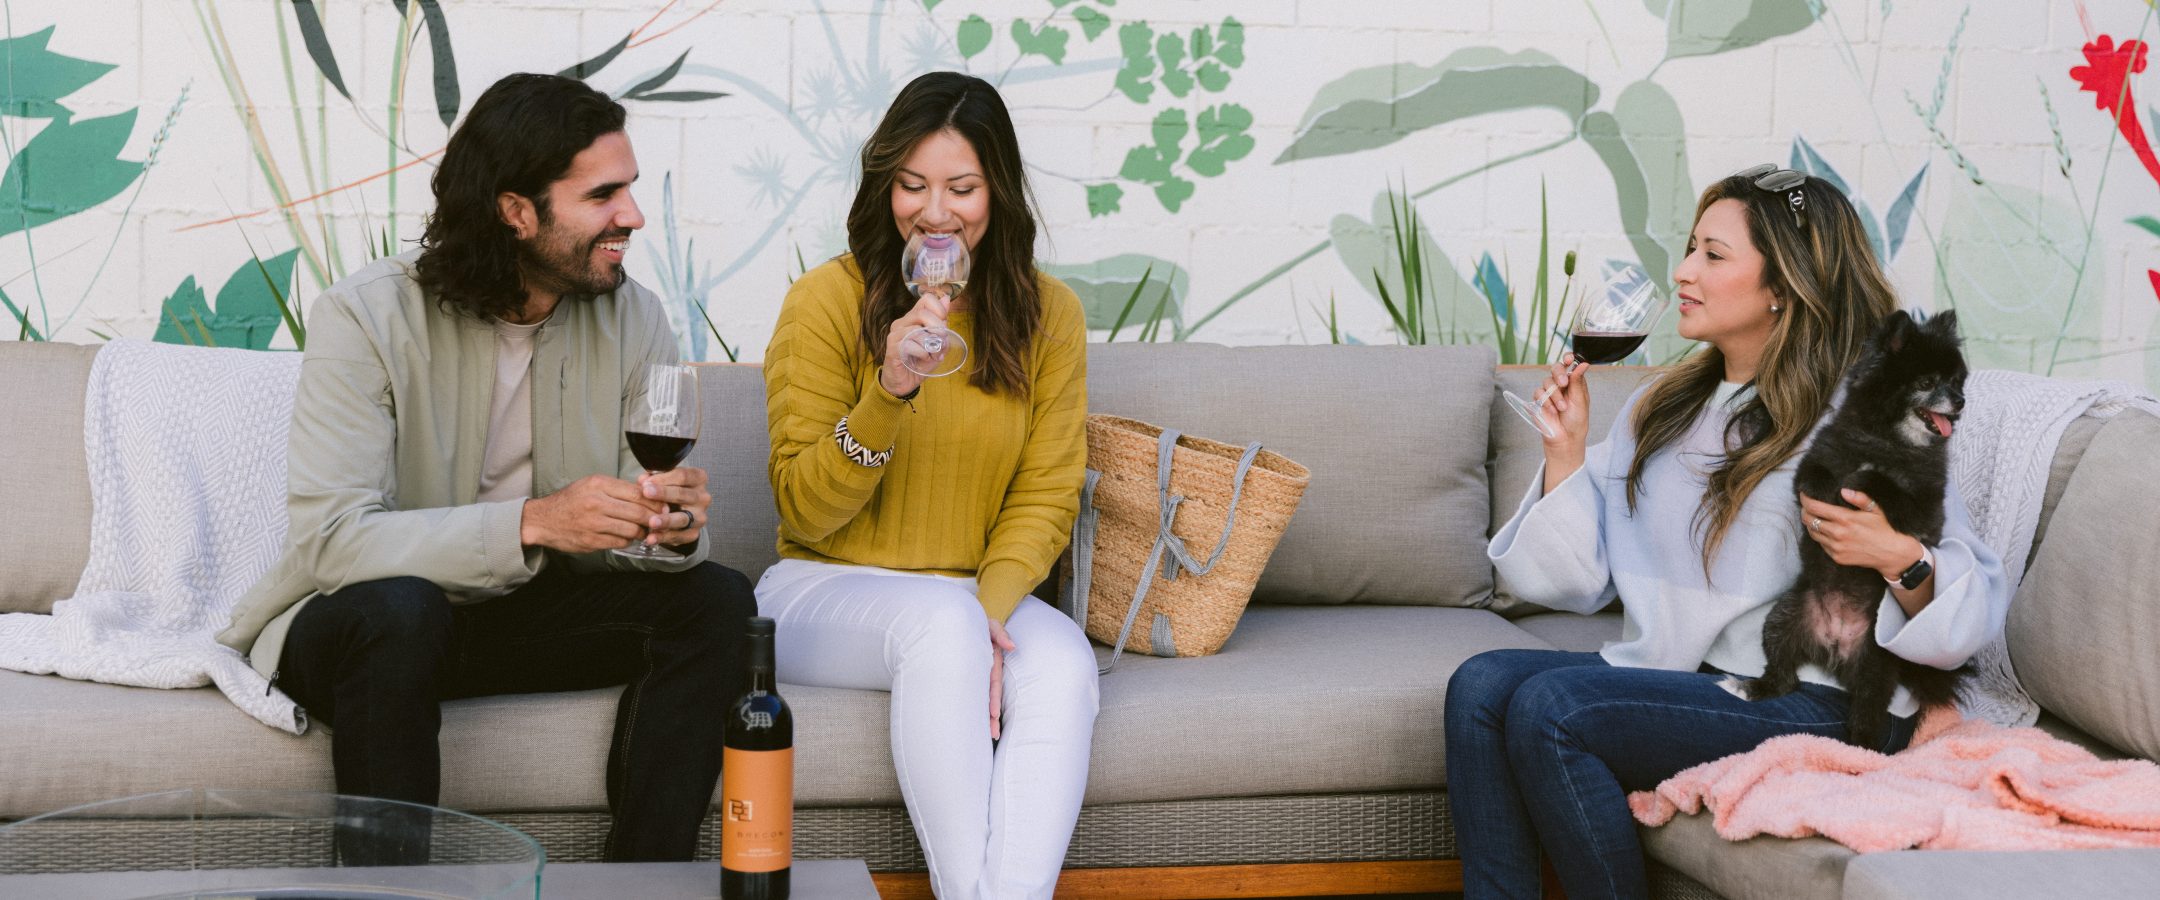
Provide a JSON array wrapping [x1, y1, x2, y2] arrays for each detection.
[[1736, 163, 1807, 228]]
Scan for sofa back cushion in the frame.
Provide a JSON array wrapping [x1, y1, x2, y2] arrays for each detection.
[[0, 341, 98, 614], [685, 363, 785, 581], [2009, 408, 2160, 760], [1486, 365, 1658, 616], [1086, 343, 1497, 607]]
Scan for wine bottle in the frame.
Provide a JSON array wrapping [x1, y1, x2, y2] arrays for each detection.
[[722, 617, 793, 899]]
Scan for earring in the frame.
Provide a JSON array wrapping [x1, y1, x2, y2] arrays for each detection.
[[1770, 303, 1781, 313]]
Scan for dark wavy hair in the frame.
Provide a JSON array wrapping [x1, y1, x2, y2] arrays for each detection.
[[848, 71, 1043, 397], [414, 73, 626, 320]]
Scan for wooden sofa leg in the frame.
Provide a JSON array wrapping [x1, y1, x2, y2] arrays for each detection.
[[1541, 856, 1567, 900]]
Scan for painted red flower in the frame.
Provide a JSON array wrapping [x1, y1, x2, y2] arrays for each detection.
[[2147, 269, 2160, 304], [2071, 35, 2160, 189]]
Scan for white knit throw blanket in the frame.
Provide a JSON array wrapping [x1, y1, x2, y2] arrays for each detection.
[[0, 340, 304, 733], [1951, 369, 2160, 727]]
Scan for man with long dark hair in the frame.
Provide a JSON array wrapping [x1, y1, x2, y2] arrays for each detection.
[[219, 73, 755, 862]]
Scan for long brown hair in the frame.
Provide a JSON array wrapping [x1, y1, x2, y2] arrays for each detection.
[[848, 71, 1043, 396], [1626, 171, 1898, 568]]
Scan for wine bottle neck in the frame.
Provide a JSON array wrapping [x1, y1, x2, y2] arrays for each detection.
[[746, 633, 776, 693]]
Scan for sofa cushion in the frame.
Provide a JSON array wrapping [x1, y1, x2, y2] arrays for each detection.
[[2009, 409, 2160, 761], [0, 341, 98, 614], [685, 363, 784, 581], [1843, 848, 2160, 900], [1487, 365, 1658, 616], [1087, 343, 1498, 607], [1641, 811, 1850, 900], [1087, 604, 1546, 802], [0, 668, 892, 817], [1, 604, 1544, 816], [1511, 611, 1624, 654]]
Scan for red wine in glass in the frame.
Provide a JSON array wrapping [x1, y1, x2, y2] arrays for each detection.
[[1568, 331, 1649, 365], [626, 432, 695, 472], [1502, 261, 1668, 438], [615, 363, 701, 562]]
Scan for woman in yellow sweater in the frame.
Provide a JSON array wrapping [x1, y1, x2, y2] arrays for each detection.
[[757, 72, 1096, 899]]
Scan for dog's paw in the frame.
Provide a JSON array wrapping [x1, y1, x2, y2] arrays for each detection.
[[1717, 675, 1753, 700]]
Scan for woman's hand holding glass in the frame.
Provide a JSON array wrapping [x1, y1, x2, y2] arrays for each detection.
[[1537, 353, 1592, 492], [881, 289, 955, 398]]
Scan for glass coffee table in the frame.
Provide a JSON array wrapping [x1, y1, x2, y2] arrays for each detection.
[[0, 789, 879, 899], [0, 789, 539, 898]]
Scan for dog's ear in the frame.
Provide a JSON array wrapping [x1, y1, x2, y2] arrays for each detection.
[[1929, 309, 1960, 339], [1880, 309, 1916, 353]]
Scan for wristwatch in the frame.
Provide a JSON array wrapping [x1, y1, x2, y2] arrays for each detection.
[[1887, 545, 1935, 591]]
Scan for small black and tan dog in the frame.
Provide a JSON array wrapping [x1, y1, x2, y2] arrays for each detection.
[[1728, 309, 1968, 748]]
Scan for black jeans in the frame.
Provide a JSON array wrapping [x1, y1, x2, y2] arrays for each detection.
[[278, 561, 757, 862]]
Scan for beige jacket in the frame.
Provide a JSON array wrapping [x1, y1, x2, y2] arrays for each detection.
[[217, 251, 707, 678]]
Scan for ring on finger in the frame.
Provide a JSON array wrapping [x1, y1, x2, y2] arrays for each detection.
[[1810, 516, 1823, 532]]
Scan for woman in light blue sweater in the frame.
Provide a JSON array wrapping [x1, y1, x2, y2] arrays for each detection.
[[1447, 168, 2010, 900]]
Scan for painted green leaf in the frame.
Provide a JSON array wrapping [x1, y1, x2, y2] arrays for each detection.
[[1152, 176, 1195, 212], [1790, 135, 1890, 261], [1011, 19, 1071, 65], [2128, 215, 2160, 240], [558, 31, 631, 80], [1665, 0, 1822, 61], [1215, 17, 1245, 67], [1884, 163, 1928, 261], [1643, 0, 1673, 16], [2, 287, 43, 340], [1580, 81, 1693, 292], [1086, 182, 1124, 217], [629, 90, 729, 103], [1114, 22, 1157, 102], [625, 50, 691, 98], [0, 110, 144, 238], [1186, 104, 1254, 177], [957, 15, 993, 58], [1278, 48, 1598, 164], [413, 1, 462, 128], [155, 251, 302, 350], [1073, 6, 1111, 41], [1330, 190, 1489, 344], [921, 0, 942, 10], [290, 1, 352, 99], [1046, 254, 1190, 330], [1788, 135, 1850, 196], [1196, 61, 1231, 92], [1155, 32, 1193, 97], [1150, 107, 1189, 154], [1118, 144, 1174, 184], [0, 26, 116, 121], [1190, 26, 1213, 60]]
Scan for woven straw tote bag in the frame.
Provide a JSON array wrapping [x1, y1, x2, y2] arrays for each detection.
[[1061, 414, 1310, 671]]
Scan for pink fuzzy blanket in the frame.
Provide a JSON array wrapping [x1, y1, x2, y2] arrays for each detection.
[[1629, 720, 2160, 852]]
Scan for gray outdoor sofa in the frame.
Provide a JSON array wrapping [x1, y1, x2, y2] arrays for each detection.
[[3, 338, 2156, 899]]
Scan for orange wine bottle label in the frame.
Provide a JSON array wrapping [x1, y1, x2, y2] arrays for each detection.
[[721, 747, 793, 872]]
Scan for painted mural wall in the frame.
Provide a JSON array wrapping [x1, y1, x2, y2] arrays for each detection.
[[4, 0, 2157, 388]]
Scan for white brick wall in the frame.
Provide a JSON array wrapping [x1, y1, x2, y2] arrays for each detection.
[[2, 0, 2155, 385]]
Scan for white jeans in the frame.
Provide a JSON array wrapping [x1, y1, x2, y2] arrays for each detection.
[[754, 558, 1100, 900]]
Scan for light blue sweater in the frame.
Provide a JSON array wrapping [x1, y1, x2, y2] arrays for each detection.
[[1489, 382, 2011, 716]]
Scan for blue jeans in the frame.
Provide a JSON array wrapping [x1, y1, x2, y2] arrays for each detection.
[[1443, 649, 1915, 900]]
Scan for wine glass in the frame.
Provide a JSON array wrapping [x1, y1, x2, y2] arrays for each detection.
[[615, 363, 700, 561], [898, 231, 971, 378], [1502, 260, 1668, 439]]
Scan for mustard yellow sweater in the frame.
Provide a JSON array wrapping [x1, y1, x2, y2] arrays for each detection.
[[763, 255, 1088, 621]]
